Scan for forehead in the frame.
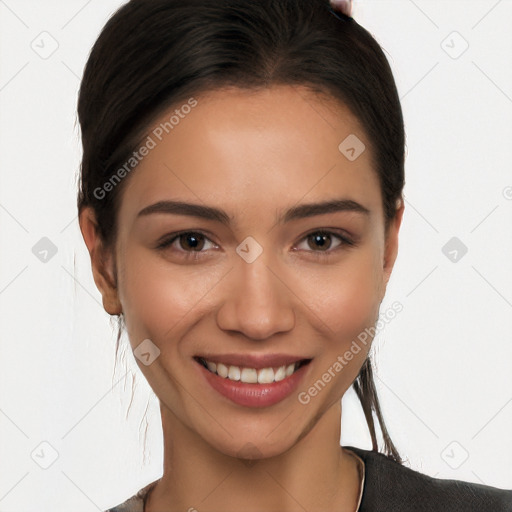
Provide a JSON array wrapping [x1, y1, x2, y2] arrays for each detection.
[[119, 84, 382, 227]]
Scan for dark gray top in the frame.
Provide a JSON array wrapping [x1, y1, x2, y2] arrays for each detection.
[[348, 445, 512, 511], [104, 445, 512, 511]]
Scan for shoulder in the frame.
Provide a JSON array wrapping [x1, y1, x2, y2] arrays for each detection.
[[103, 480, 157, 512], [344, 445, 512, 512]]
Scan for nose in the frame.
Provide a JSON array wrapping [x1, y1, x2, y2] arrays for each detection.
[[216, 253, 296, 341]]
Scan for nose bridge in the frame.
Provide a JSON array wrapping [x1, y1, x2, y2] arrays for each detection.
[[216, 243, 295, 340]]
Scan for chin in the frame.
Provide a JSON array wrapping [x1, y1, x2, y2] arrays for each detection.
[[196, 417, 303, 462]]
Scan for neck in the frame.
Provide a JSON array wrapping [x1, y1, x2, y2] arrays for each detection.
[[145, 402, 362, 512]]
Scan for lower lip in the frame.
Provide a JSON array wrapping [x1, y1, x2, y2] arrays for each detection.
[[195, 359, 311, 408]]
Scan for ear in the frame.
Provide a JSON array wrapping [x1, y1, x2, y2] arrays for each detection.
[[380, 198, 405, 299], [79, 207, 122, 315]]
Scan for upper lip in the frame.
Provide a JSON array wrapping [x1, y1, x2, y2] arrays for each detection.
[[195, 353, 312, 369]]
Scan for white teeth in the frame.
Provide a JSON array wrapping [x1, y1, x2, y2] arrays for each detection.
[[201, 358, 305, 383], [228, 365, 241, 381], [274, 366, 286, 382], [240, 367, 258, 383], [257, 367, 274, 384], [216, 362, 229, 378]]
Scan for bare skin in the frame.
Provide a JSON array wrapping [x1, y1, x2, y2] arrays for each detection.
[[80, 84, 404, 511]]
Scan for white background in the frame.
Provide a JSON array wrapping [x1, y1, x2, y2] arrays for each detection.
[[1, 0, 511, 510]]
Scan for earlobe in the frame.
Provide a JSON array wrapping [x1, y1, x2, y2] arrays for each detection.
[[79, 207, 122, 316]]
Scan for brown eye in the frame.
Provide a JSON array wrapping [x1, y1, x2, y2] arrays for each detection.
[[156, 231, 216, 254], [177, 232, 205, 251], [295, 230, 355, 256], [307, 232, 335, 251]]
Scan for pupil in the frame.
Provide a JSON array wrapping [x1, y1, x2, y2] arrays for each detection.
[[182, 233, 203, 250], [312, 233, 330, 251]]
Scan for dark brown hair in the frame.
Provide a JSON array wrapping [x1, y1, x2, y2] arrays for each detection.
[[77, 0, 405, 463]]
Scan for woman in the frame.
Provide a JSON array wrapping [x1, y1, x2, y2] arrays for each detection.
[[77, 0, 512, 510]]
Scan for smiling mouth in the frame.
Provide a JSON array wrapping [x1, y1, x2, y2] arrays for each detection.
[[194, 357, 312, 384]]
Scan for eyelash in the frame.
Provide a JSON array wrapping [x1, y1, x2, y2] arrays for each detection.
[[156, 229, 356, 260]]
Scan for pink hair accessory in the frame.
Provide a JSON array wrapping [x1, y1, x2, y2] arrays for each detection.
[[330, 0, 352, 17]]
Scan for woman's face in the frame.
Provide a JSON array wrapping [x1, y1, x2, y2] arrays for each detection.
[[89, 84, 402, 459]]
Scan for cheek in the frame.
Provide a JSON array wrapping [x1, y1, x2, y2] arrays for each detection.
[[304, 247, 383, 339], [118, 246, 226, 349], [310, 249, 383, 396], [294, 247, 382, 409]]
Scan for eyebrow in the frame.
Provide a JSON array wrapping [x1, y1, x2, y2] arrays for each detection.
[[137, 198, 370, 225]]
